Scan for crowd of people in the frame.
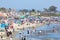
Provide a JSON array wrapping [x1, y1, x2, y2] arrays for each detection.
[[0, 12, 59, 40]]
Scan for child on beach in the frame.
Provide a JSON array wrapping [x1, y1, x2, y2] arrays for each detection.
[[9, 31, 12, 40], [10, 35, 12, 40], [0, 36, 3, 40]]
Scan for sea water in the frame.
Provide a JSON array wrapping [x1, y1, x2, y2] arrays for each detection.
[[15, 23, 60, 40]]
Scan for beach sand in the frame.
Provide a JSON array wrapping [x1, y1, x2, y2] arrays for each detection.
[[13, 22, 45, 31], [0, 22, 45, 40]]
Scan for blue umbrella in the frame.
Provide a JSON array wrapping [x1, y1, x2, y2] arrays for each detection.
[[5, 23, 9, 27], [0, 23, 1, 28], [1, 23, 6, 29]]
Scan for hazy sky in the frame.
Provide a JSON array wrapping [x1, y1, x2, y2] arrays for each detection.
[[0, 0, 60, 11]]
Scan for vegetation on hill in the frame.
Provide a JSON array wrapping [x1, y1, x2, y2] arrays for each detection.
[[0, 5, 60, 16]]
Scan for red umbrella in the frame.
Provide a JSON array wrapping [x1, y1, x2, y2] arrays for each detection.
[[0, 13, 7, 17]]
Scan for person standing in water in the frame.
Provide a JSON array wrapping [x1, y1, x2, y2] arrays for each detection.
[[21, 36, 26, 40], [53, 27, 57, 33], [34, 27, 36, 32], [27, 30, 29, 34], [23, 36, 26, 40]]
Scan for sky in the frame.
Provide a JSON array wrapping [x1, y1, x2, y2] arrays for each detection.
[[0, 0, 60, 11]]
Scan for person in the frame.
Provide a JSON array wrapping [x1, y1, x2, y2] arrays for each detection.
[[53, 27, 57, 33], [23, 36, 26, 40], [10, 25, 13, 29], [23, 37, 26, 40], [10, 35, 12, 40], [21, 36, 26, 40], [30, 30, 32, 34], [34, 27, 36, 32], [23, 27, 24, 31], [9, 31, 12, 40], [1, 36, 3, 40], [9, 31, 12, 36], [0, 36, 1, 40], [0, 22, 1, 28], [21, 37, 23, 40], [53, 27, 55, 32], [5, 27, 9, 37], [27, 30, 29, 34], [13, 28, 14, 33], [6, 30, 8, 37]]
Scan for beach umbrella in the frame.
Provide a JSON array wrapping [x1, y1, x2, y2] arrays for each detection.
[[17, 20, 21, 24], [0, 13, 7, 17], [5, 23, 9, 27], [29, 17, 35, 22], [0, 23, 1, 28], [14, 19, 17, 23], [20, 15, 25, 19], [0, 13, 4, 17], [1, 23, 6, 29]]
